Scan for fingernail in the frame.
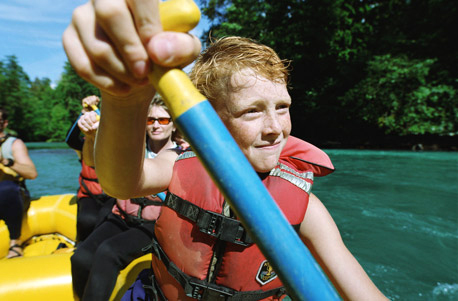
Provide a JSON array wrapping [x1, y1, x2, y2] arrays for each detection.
[[154, 39, 174, 64], [133, 60, 147, 78]]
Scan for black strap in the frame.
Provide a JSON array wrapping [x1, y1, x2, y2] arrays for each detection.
[[80, 175, 99, 182], [149, 270, 168, 301], [79, 178, 108, 207], [131, 197, 164, 207], [164, 193, 253, 246], [151, 236, 286, 300], [0, 134, 25, 184], [131, 196, 163, 221], [115, 203, 156, 226], [0, 133, 12, 146]]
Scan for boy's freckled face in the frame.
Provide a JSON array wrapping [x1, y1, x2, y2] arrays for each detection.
[[216, 69, 292, 173]]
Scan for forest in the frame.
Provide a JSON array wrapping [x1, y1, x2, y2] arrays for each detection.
[[1, 0, 456, 149]]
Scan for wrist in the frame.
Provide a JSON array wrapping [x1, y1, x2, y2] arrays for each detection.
[[101, 86, 155, 108], [84, 133, 96, 141]]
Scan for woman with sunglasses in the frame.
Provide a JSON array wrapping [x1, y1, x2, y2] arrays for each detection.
[[71, 95, 186, 301], [145, 96, 185, 157]]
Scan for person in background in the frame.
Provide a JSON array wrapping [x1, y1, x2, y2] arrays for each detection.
[[0, 107, 38, 258], [65, 95, 116, 243], [63, 1, 387, 299], [71, 95, 185, 301]]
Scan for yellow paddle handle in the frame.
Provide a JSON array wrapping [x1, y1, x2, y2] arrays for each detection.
[[82, 104, 101, 121], [160, 0, 201, 32], [151, 0, 206, 119]]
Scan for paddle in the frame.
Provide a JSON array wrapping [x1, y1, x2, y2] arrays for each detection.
[[152, 0, 340, 299]]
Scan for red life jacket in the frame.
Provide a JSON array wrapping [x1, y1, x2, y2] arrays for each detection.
[[152, 136, 334, 300], [77, 159, 103, 199]]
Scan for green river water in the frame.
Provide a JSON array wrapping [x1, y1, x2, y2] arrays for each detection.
[[26, 143, 458, 300]]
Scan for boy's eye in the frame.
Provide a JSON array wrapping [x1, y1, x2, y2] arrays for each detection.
[[277, 103, 290, 110]]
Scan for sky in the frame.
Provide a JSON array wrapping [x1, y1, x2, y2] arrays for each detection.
[[0, 0, 209, 87]]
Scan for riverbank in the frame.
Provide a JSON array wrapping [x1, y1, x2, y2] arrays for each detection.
[[318, 134, 457, 151], [26, 134, 457, 152]]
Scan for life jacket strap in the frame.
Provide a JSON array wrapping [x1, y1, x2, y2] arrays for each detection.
[[79, 179, 110, 206], [164, 192, 253, 246], [151, 236, 286, 300], [130, 197, 163, 207], [80, 175, 99, 182], [0, 133, 12, 146], [115, 203, 156, 226], [0, 134, 24, 183]]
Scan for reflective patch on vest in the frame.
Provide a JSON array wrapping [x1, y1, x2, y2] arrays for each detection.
[[269, 163, 313, 193], [176, 151, 196, 162], [256, 260, 278, 285]]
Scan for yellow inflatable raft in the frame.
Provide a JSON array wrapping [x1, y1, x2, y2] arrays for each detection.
[[0, 194, 150, 300]]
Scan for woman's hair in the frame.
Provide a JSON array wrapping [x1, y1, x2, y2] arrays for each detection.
[[149, 94, 169, 112], [189, 36, 291, 105]]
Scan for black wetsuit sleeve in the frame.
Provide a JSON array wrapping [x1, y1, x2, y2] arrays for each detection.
[[65, 119, 84, 151]]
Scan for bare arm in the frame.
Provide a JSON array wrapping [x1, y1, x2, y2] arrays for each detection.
[[95, 90, 154, 198], [95, 90, 180, 198], [78, 111, 99, 167], [62, 0, 200, 199], [7, 139, 37, 180], [82, 136, 95, 167], [300, 193, 388, 301]]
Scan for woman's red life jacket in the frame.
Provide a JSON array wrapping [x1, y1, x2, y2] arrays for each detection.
[[77, 159, 103, 199]]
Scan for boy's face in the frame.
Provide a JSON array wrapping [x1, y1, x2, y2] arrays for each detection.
[[216, 69, 291, 173]]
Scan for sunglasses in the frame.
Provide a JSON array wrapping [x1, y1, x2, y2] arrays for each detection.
[[146, 117, 172, 125]]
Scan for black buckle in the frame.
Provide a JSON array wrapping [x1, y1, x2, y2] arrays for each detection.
[[186, 280, 235, 300], [197, 211, 251, 246], [164, 193, 252, 246]]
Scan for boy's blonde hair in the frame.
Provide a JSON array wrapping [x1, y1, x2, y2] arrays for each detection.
[[190, 36, 290, 104]]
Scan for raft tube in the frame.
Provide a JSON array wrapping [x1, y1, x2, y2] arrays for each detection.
[[0, 194, 151, 300]]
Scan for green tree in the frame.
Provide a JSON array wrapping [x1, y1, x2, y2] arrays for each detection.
[[51, 62, 100, 141], [198, 0, 458, 144], [54, 62, 100, 119], [341, 55, 457, 135], [48, 104, 72, 141], [0, 55, 33, 139], [26, 78, 56, 141], [198, 0, 376, 141]]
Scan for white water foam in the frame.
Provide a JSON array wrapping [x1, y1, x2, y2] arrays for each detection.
[[432, 283, 458, 300]]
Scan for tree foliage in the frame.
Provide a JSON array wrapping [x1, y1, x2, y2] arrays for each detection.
[[198, 0, 458, 144], [341, 55, 457, 135], [0, 1, 456, 147], [1, 57, 99, 142]]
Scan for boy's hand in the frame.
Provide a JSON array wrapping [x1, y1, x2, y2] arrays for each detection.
[[62, 0, 201, 97]]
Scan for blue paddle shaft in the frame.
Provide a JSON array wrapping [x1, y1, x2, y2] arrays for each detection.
[[175, 101, 340, 300]]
